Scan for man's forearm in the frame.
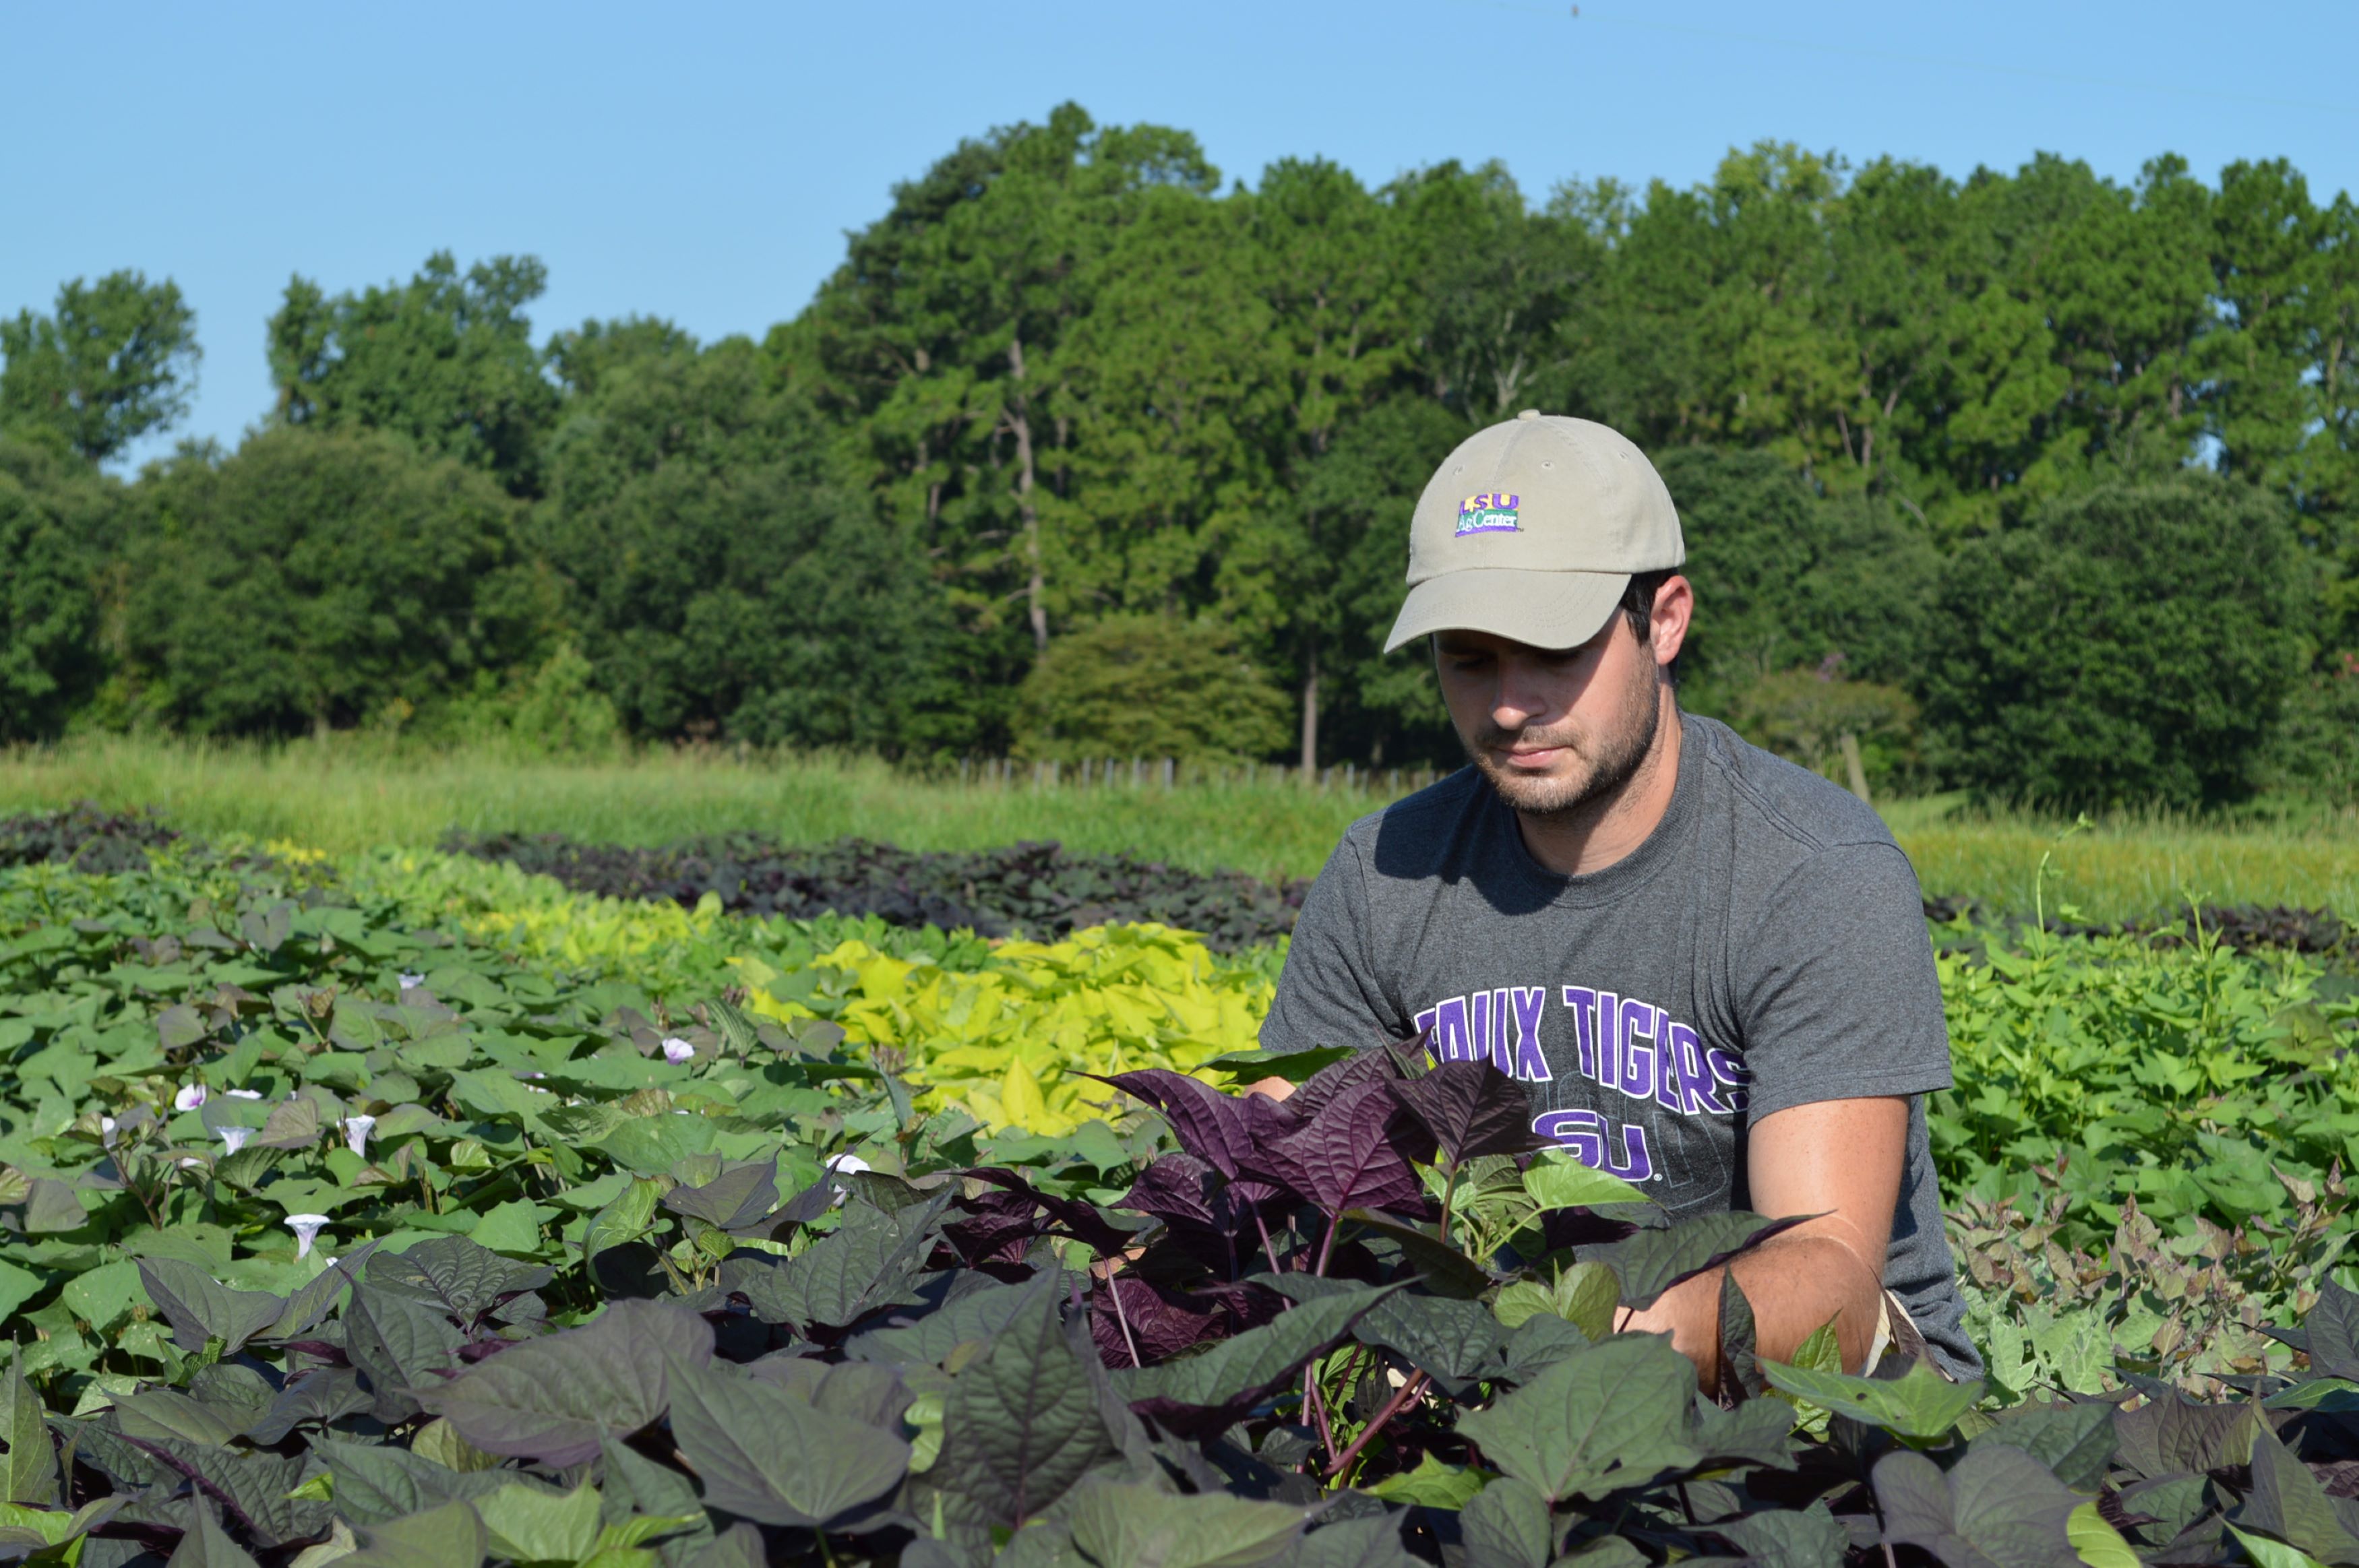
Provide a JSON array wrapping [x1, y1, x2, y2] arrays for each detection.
[[1618, 1231, 1885, 1391]]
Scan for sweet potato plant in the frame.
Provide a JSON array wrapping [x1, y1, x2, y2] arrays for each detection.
[[11, 1032, 2359, 1568], [3, 816, 2358, 1567]]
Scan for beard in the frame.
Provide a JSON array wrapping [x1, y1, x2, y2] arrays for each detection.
[[1462, 656, 1662, 821]]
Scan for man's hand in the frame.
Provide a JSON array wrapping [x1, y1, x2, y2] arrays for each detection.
[[1620, 1095, 1907, 1390], [1244, 1076, 1296, 1102]]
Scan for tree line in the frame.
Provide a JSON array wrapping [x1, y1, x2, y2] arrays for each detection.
[[3, 104, 2355, 809]]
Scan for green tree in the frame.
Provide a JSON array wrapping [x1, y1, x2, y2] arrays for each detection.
[[0, 272, 200, 463], [1918, 474, 2310, 809], [804, 104, 1219, 662], [1299, 393, 1469, 770], [123, 428, 538, 735], [268, 252, 557, 493], [535, 330, 972, 753], [1012, 615, 1289, 764], [1655, 446, 1938, 713], [2202, 162, 2359, 650], [0, 435, 115, 737], [1399, 162, 1603, 427], [1225, 159, 1422, 774]]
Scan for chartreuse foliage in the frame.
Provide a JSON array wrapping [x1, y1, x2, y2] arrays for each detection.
[[343, 843, 1277, 1137], [744, 933, 1273, 1139]]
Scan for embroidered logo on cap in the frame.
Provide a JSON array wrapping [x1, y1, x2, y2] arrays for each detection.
[[1455, 492, 1520, 536]]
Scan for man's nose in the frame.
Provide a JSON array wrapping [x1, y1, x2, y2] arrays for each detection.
[[1493, 659, 1556, 729]]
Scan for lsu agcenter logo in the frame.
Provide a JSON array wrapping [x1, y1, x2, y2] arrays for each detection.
[[1455, 492, 1519, 535]]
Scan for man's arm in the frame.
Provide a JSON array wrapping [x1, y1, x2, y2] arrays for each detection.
[[1619, 1094, 1905, 1389]]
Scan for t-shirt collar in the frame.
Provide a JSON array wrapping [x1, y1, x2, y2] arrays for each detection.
[[1484, 712, 1702, 908]]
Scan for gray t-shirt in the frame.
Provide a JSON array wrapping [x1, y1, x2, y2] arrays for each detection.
[[1261, 714, 1978, 1377]]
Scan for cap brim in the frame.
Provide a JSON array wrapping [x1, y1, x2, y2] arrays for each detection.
[[1383, 569, 1632, 654]]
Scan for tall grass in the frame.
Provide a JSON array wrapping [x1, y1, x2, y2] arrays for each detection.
[[4, 734, 2354, 919], [0, 735, 1366, 882]]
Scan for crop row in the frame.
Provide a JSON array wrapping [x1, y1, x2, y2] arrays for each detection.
[[441, 829, 1312, 953], [0, 813, 2353, 1565]]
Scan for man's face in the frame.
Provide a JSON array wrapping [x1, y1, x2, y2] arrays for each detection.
[[1432, 590, 1680, 816]]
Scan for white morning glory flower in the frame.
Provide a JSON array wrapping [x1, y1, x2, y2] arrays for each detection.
[[661, 1037, 696, 1065], [824, 1152, 870, 1206], [284, 1214, 330, 1259], [173, 1084, 207, 1112], [224, 1088, 264, 1100], [398, 972, 425, 990], [343, 1115, 375, 1158], [218, 1127, 252, 1156], [179, 1156, 206, 1170], [99, 1116, 117, 1146]]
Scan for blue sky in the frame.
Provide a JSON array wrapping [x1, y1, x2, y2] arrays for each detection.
[[7, 1, 2353, 470]]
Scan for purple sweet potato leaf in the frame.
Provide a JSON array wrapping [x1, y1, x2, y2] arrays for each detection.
[[1110, 1280, 1407, 1438], [1086, 1070, 1260, 1178], [1239, 1080, 1434, 1218], [1119, 1155, 1221, 1232], [963, 1168, 1142, 1258], [1091, 1276, 1229, 1368], [942, 1187, 1054, 1269], [1392, 1059, 1548, 1164], [1535, 1207, 1645, 1253], [1285, 1043, 1406, 1120], [412, 1298, 714, 1466]]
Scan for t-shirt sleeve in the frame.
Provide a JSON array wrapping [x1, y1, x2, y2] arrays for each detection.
[[1735, 841, 1953, 1122], [1260, 834, 1403, 1055]]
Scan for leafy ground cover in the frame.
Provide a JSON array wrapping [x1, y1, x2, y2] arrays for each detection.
[[0, 813, 2356, 1564], [6, 736, 2358, 920]]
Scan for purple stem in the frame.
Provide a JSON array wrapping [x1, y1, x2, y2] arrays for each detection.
[[1323, 1370, 1430, 1480], [1304, 1362, 1337, 1464], [1253, 1206, 1287, 1278]]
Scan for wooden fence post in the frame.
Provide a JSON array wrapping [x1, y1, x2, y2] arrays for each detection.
[[1839, 732, 1872, 805]]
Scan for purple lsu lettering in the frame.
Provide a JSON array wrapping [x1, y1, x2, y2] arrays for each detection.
[[1411, 984, 1756, 1182], [1413, 987, 1550, 1080], [1531, 1108, 1655, 1181], [1557, 986, 1750, 1117]]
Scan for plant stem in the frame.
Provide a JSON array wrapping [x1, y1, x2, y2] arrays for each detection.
[[1323, 1369, 1428, 1480], [1436, 1158, 1462, 1247], [1253, 1207, 1287, 1277], [1105, 1274, 1141, 1369], [1304, 1364, 1337, 1464]]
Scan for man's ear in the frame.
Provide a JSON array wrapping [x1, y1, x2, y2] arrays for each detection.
[[1649, 574, 1694, 670]]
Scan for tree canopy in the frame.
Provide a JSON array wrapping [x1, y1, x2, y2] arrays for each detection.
[[3, 106, 2356, 806], [0, 272, 200, 464]]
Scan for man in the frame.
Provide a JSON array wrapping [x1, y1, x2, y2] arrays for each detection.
[[1258, 411, 1978, 1386]]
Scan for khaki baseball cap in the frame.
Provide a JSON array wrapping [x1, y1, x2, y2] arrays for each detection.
[[1383, 410, 1685, 653]]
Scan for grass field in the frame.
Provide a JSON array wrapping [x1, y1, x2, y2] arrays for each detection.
[[4, 734, 2356, 920]]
